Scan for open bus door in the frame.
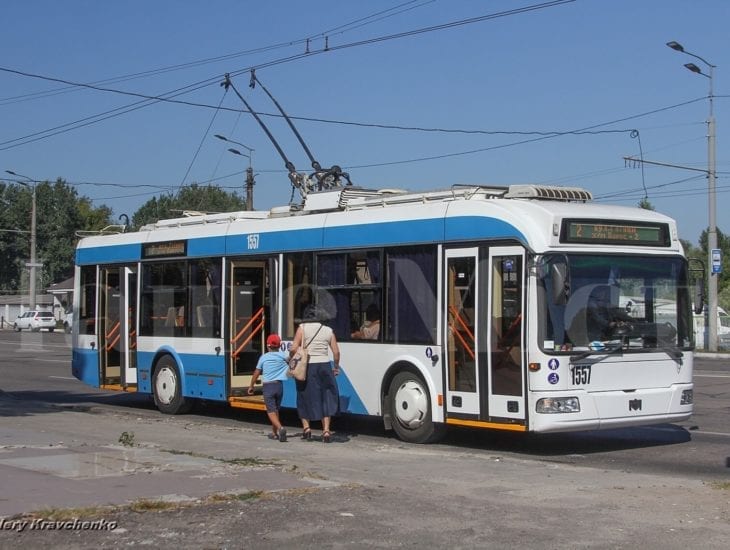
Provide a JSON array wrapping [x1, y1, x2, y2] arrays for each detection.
[[444, 246, 526, 428], [98, 265, 137, 389], [228, 260, 268, 396]]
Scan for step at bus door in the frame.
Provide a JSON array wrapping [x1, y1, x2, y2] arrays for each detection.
[[487, 247, 526, 422], [99, 265, 137, 388], [445, 248, 481, 416], [229, 261, 267, 393]]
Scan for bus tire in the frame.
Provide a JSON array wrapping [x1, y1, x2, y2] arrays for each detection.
[[388, 371, 443, 444], [153, 355, 192, 415]]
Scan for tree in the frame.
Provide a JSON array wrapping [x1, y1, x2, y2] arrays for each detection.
[[638, 197, 655, 210], [131, 184, 245, 229], [0, 178, 113, 295]]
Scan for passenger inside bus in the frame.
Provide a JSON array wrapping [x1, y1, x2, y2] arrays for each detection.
[[351, 304, 381, 340]]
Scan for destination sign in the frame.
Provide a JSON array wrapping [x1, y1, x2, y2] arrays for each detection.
[[143, 240, 187, 258], [561, 220, 669, 246]]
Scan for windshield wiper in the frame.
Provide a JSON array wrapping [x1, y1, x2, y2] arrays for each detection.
[[570, 344, 623, 363], [570, 344, 684, 363]]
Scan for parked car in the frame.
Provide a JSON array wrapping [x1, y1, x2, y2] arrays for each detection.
[[14, 310, 57, 332]]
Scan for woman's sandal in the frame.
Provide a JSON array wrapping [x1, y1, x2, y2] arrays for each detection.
[[322, 430, 331, 443], [301, 428, 312, 441]]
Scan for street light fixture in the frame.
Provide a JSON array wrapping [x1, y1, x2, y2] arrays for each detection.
[[666, 41, 718, 351], [215, 134, 256, 211], [5, 170, 40, 310]]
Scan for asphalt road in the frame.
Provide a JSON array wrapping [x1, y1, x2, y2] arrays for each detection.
[[1, 329, 729, 548]]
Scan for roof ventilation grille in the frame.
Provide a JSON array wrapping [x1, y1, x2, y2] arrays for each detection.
[[505, 185, 593, 202]]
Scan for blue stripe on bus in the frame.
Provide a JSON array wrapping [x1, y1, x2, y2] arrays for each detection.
[[279, 371, 369, 414], [226, 227, 324, 255], [76, 216, 525, 265], [76, 243, 142, 264], [445, 216, 522, 241], [188, 236, 226, 257]]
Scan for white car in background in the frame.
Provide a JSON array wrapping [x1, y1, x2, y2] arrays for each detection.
[[14, 310, 57, 332]]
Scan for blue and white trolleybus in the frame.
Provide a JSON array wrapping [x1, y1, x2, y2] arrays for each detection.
[[71, 183, 697, 443]]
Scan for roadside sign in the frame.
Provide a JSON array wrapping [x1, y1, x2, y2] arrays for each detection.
[[711, 249, 722, 274]]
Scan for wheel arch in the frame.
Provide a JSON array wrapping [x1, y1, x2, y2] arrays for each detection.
[[150, 346, 189, 397], [381, 359, 439, 431]]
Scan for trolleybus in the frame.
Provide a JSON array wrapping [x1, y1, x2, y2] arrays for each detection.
[[71, 183, 697, 443]]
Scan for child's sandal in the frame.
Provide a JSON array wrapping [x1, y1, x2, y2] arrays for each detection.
[[322, 430, 331, 443], [301, 428, 312, 441]]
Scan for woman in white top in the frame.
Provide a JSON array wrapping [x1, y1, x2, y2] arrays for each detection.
[[289, 306, 341, 443]]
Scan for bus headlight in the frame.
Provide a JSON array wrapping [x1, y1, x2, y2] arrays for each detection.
[[680, 389, 693, 405], [536, 397, 580, 413]]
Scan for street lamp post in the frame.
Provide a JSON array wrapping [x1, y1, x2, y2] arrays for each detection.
[[214, 135, 256, 211], [666, 41, 719, 352], [5, 170, 39, 310]]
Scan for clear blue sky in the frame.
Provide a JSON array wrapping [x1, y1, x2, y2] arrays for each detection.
[[1, 0, 728, 245]]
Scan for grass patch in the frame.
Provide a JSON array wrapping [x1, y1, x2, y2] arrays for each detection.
[[129, 499, 179, 513], [118, 431, 135, 447], [206, 490, 264, 503], [161, 448, 278, 467], [709, 481, 730, 490]]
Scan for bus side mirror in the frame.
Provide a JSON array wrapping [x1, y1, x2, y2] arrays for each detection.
[[551, 259, 570, 305], [689, 258, 705, 315], [693, 279, 705, 314]]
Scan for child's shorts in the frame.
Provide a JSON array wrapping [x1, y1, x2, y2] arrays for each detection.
[[262, 380, 283, 412]]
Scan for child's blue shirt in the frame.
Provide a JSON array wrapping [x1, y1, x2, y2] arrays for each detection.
[[254, 351, 289, 382]]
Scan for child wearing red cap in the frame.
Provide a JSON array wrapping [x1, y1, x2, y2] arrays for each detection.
[[248, 333, 289, 442]]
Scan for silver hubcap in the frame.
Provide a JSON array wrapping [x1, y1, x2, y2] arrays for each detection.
[[155, 366, 177, 405], [393, 379, 427, 429]]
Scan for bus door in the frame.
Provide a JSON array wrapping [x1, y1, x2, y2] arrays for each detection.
[[99, 265, 137, 388], [486, 247, 526, 422], [229, 261, 267, 393], [445, 248, 481, 416]]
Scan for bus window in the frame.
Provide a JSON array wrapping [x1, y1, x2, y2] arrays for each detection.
[[283, 253, 314, 338], [386, 247, 437, 344], [79, 265, 97, 335], [190, 259, 222, 338], [139, 261, 186, 337]]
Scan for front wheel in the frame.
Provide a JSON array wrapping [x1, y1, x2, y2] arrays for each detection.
[[387, 371, 443, 444], [153, 355, 192, 414], [14, 324, 20, 332]]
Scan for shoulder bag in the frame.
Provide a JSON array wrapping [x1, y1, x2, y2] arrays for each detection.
[[287, 323, 323, 381]]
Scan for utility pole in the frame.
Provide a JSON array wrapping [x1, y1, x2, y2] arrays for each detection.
[[245, 166, 255, 211], [214, 134, 256, 211], [666, 41, 719, 351]]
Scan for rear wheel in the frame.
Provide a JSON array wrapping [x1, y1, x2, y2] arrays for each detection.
[[153, 355, 192, 414], [388, 371, 443, 444]]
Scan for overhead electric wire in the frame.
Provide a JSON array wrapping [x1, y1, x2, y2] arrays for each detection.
[[0, 0, 576, 151], [177, 86, 229, 191], [0, 0, 435, 107]]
